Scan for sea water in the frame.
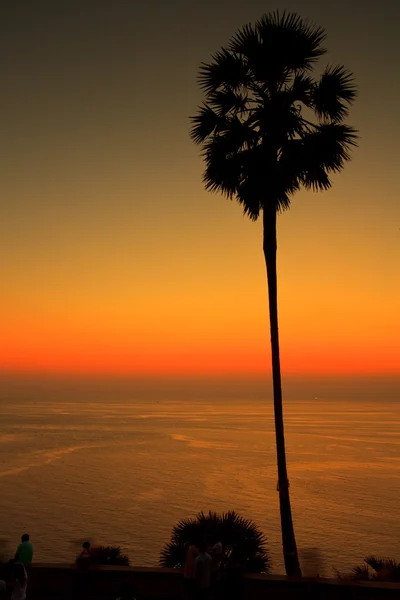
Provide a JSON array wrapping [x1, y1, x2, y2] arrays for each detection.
[[0, 375, 399, 575]]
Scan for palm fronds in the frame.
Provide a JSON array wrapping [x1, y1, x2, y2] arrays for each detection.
[[312, 65, 357, 122], [159, 510, 270, 574], [340, 555, 400, 582], [198, 51, 248, 95], [189, 10, 358, 219]]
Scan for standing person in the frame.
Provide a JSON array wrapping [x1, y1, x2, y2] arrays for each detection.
[[210, 540, 223, 593], [14, 535, 33, 569], [211, 540, 223, 570], [11, 563, 27, 600], [75, 541, 93, 599], [77, 541, 92, 565], [183, 541, 199, 600], [193, 541, 212, 600]]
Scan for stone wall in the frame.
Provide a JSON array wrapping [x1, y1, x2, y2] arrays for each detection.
[[22, 564, 400, 600]]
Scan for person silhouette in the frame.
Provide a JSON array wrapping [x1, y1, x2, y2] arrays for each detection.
[[11, 562, 27, 600], [14, 534, 33, 569]]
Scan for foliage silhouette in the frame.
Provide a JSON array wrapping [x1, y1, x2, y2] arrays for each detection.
[[338, 556, 400, 582], [190, 10, 357, 577], [159, 510, 270, 574], [76, 545, 130, 567]]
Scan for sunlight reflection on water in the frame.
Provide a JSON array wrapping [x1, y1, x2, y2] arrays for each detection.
[[0, 377, 399, 574]]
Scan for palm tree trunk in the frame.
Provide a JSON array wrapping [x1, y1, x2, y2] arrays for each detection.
[[263, 205, 302, 578]]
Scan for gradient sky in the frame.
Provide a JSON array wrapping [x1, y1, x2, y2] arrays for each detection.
[[1, 0, 399, 377]]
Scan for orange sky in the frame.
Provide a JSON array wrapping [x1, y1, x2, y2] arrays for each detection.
[[1, 0, 399, 378]]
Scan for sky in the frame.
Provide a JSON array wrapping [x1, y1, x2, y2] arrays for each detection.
[[0, 0, 399, 378]]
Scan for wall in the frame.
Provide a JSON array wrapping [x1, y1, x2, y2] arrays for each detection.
[[22, 564, 400, 600]]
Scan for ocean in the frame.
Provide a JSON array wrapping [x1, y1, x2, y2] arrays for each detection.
[[0, 375, 399, 575]]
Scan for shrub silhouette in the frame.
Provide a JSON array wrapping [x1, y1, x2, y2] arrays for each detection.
[[76, 545, 130, 567], [160, 510, 270, 573], [339, 555, 400, 582]]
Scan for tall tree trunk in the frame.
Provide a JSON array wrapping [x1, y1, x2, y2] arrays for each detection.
[[263, 206, 302, 578]]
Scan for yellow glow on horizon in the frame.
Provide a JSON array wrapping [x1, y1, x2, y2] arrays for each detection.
[[1, 3, 400, 379]]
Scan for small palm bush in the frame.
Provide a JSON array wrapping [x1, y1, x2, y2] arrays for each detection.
[[160, 510, 270, 573], [340, 555, 400, 582]]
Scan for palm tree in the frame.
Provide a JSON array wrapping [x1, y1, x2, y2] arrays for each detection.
[[189, 11, 357, 577], [160, 510, 270, 574]]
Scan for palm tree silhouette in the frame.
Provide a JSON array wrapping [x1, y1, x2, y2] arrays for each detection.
[[190, 11, 357, 577]]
